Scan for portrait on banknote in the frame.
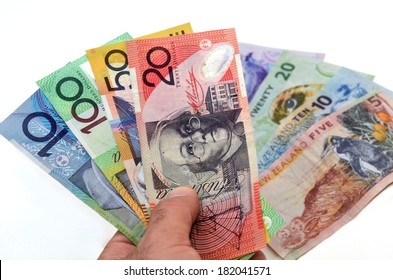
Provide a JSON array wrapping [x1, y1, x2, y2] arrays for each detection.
[[148, 106, 248, 187], [144, 87, 256, 254]]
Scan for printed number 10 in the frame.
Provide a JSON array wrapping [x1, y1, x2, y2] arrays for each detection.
[[22, 112, 68, 157], [311, 95, 332, 110]]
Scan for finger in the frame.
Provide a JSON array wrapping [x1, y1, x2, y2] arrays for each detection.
[[98, 231, 137, 260], [140, 187, 200, 248], [250, 250, 267, 260]]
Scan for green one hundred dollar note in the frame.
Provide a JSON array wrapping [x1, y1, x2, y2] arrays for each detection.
[[259, 91, 393, 259], [37, 33, 148, 225]]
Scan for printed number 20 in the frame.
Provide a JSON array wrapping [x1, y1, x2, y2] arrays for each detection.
[[274, 63, 295, 81], [142, 46, 174, 87]]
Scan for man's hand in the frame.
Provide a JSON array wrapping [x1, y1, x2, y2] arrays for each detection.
[[98, 186, 266, 260], [99, 187, 200, 260]]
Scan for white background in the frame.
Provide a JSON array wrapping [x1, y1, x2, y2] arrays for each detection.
[[1, 0, 393, 260]]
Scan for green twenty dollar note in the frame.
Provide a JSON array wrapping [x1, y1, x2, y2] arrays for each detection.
[[249, 51, 373, 173]]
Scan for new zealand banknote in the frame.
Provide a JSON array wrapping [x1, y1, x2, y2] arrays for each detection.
[[0, 90, 146, 244], [86, 23, 193, 217], [37, 33, 148, 225], [248, 51, 373, 173], [259, 92, 393, 259], [239, 43, 325, 103], [126, 29, 266, 259], [258, 68, 381, 171]]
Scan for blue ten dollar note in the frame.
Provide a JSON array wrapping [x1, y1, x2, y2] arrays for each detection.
[[258, 68, 381, 171], [0, 90, 146, 244]]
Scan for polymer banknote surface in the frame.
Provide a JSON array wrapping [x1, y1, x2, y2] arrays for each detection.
[[259, 92, 393, 259], [126, 29, 266, 259], [86, 23, 194, 216], [0, 90, 146, 244], [37, 34, 148, 225], [239, 43, 324, 103], [248, 51, 373, 173], [259, 68, 380, 171]]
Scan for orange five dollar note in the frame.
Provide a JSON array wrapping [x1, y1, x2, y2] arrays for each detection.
[[86, 23, 193, 218], [126, 29, 266, 259]]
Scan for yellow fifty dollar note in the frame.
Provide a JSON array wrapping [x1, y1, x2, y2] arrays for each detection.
[[86, 23, 193, 219]]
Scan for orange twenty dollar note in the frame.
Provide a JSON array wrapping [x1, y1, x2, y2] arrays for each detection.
[[126, 29, 266, 259]]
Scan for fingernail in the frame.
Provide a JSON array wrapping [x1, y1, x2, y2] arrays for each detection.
[[167, 186, 196, 199]]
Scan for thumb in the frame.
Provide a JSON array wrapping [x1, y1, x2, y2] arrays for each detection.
[[147, 187, 199, 245], [131, 187, 200, 259]]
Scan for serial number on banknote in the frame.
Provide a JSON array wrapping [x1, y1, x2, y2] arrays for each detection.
[[217, 266, 271, 276]]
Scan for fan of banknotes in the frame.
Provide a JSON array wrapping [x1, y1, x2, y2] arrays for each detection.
[[1, 22, 392, 260]]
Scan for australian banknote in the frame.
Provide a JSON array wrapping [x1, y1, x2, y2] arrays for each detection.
[[86, 23, 193, 216], [258, 68, 381, 171], [36, 33, 148, 225], [259, 92, 393, 259], [0, 90, 146, 244], [126, 29, 266, 259], [239, 43, 324, 103]]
